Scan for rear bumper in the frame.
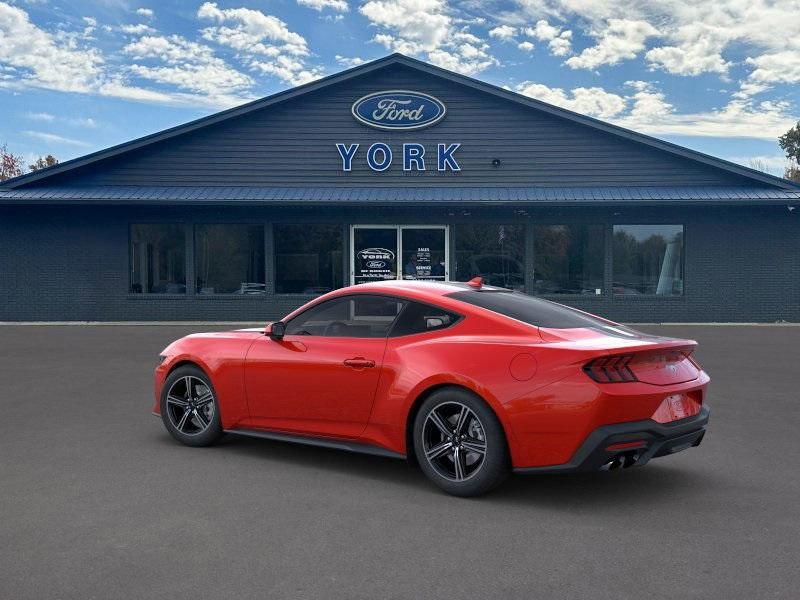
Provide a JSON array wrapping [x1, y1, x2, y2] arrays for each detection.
[[514, 405, 710, 474]]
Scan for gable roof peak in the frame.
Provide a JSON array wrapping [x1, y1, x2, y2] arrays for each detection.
[[2, 53, 796, 190]]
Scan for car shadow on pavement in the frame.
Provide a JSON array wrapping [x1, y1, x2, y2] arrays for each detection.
[[151, 429, 716, 507]]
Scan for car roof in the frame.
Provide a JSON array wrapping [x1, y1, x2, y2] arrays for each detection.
[[341, 280, 507, 298]]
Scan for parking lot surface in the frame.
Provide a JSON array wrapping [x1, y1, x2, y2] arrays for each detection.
[[1, 324, 799, 599]]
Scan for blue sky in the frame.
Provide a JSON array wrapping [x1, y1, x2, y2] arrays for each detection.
[[1, 0, 798, 176]]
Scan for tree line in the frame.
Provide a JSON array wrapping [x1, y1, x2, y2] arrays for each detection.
[[0, 143, 59, 182]]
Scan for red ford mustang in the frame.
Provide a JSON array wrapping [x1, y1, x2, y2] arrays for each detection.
[[154, 279, 710, 496]]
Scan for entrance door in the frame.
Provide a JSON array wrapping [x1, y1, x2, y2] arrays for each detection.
[[351, 225, 448, 285]]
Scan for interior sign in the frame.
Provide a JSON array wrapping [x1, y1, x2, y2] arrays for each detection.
[[336, 142, 461, 172], [352, 90, 446, 130], [356, 247, 395, 280]]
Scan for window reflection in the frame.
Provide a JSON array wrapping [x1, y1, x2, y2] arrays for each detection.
[[195, 224, 265, 294], [613, 225, 684, 295], [533, 225, 604, 295], [130, 224, 186, 294], [454, 224, 524, 290], [275, 224, 343, 293]]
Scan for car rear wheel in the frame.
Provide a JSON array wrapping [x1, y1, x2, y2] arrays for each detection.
[[413, 388, 509, 497], [160, 365, 224, 447]]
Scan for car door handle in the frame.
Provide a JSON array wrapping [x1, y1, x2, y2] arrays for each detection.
[[343, 357, 375, 369]]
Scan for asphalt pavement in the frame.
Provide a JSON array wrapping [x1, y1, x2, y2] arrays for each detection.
[[1, 324, 798, 600]]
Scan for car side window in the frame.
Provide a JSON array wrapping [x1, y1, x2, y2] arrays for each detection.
[[284, 295, 406, 338], [389, 301, 461, 337]]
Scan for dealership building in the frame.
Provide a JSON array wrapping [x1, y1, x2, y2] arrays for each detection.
[[1, 54, 798, 323]]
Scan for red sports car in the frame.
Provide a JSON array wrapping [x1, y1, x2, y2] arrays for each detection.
[[154, 279, 710, 496]]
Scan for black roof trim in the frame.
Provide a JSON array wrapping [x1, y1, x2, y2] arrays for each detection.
[[2, 53, 797, 190]]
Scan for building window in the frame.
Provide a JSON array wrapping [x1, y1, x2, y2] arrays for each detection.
[[275, 224, 343, 294], [454, 224, 525, 290], [195, 224, 265, 294], [613, 225, 684, 295], [130, 224, 186, 294], [533, 224, 604, 295]]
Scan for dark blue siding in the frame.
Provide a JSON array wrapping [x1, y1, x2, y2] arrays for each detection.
[[1, 204, 797, 322], [42, 65, 751, 189]]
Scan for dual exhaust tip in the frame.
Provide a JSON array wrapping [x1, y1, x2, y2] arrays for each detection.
[[601, 452, 639, 471]]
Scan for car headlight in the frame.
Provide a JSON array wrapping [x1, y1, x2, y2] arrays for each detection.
[[157, 355, 167, 366]]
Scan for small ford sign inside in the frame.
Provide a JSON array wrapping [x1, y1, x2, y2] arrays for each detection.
[[352, 90, 446, 131]]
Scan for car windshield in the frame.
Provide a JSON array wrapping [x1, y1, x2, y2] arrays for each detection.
[[446, 289, 639, 335]]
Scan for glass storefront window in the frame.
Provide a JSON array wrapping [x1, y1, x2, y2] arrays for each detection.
[[454, 224, 525, 290], [401, 228, 447, 281], [352, 227, 399, 284], [130, 224, 186, 294], [275, 224, 343, 294], [195, 224, 265, 294], [613, 225, 684, 295], [533, 224, 604, 295]]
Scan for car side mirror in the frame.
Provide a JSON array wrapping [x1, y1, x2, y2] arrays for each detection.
[[266, 321, 285, 339]]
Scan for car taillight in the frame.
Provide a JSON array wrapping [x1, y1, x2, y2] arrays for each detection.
[[583, 354, 638, 383]]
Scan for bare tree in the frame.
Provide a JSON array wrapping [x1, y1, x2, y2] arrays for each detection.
[[1, 142, 25, 182], [747, 158, 772, 174], [29, 154, 59, 172]]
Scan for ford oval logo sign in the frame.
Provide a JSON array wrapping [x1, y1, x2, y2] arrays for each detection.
[[352, 90, 446, 131]]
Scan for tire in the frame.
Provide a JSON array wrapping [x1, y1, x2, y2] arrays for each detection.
[[413, 388, 509, 497], [160, 365, 224, 447]]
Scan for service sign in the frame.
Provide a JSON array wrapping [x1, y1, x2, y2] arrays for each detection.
[[352, 90, 446, 131]]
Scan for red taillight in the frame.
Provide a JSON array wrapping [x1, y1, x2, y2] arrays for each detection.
[[583, 354, 638, 383], [584, 347, 700, 385]]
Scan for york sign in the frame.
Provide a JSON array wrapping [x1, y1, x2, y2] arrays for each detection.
[[351, 90, 446, 130], [340, 90, 460, 172], [336, 143, 461, 172]]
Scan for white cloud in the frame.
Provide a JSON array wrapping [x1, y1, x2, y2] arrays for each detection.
[[297, 0, 349, 12], [24, 130, 90, 147], [335, 55, 366, 67], [136, 8, 154, 19], [489, 25, 516, 41], [523, 19, 571, 56], [506, 0, 800, 82], [250, 55, 322, 86], [68, 116, 98, 128], [516, 82, 627, 118], [746, 52, 800, 85], [120, 23, 156, 35], [123, 34, 254, 99], [646, 23, 730, 76], [25, 111, 55, 121], [565, 19, 658, 70], [198, 2, 308, 56], [517, 40, 534, 51], [197, 2, 320, 86], [0, 2, 104, 93], [360, 0, 498, 75], [515, 78, 796, 140]]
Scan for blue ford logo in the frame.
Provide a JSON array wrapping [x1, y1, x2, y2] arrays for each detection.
[[352, 90, 446, 131]]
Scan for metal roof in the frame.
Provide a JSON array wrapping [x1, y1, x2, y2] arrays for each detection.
[[1, 186, 798, 205], [1, 53, 798, 192]]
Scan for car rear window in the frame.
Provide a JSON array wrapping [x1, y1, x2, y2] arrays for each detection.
[[447, 290, 636, 333], [389, 301, 461, 337]]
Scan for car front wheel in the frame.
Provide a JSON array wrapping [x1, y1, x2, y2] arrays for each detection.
[[413, 388, 509, 497], [160, 365, 224, 447]]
